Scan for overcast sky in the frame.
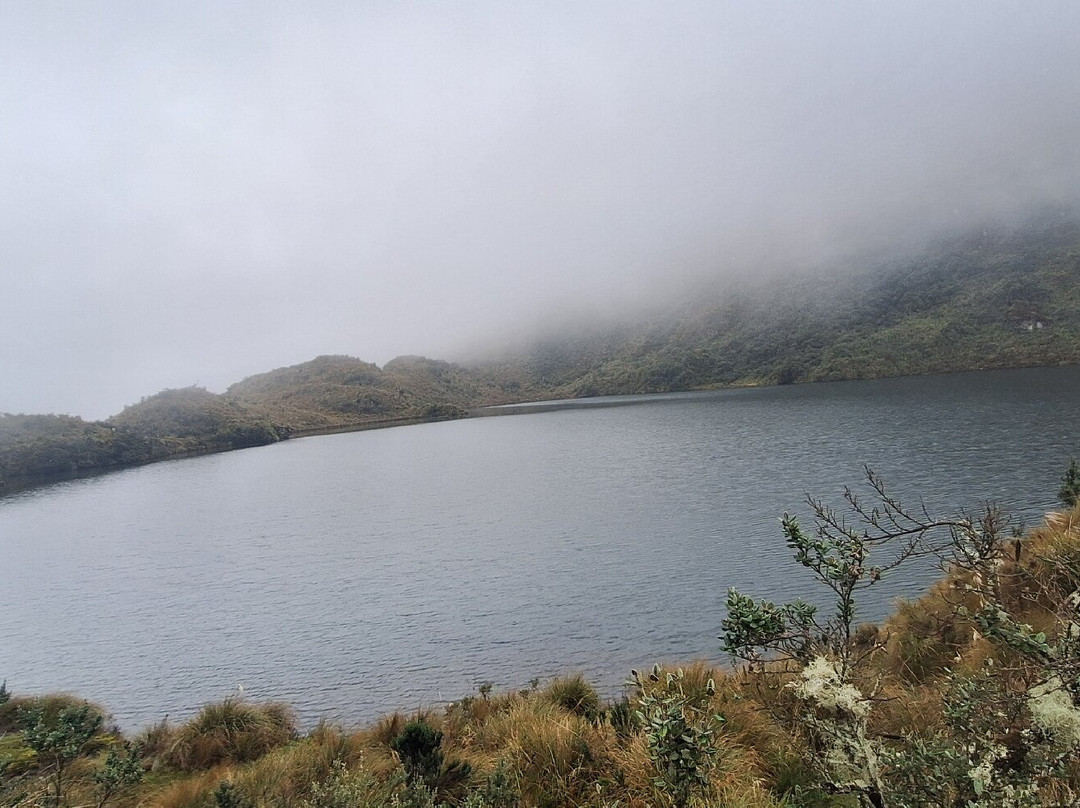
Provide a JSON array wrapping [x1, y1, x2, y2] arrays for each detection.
[[3, 2, 1079, 419]]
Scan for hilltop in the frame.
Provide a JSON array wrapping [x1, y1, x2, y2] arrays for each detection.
[[225, 354, 512, 434], [3, 213, 1080, 493]]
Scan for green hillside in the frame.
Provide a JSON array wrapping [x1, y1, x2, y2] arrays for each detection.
[[0, 389, 283, 493], [0, 357, 510, 493], [109, 387, 282, 455], [0, 414, 148, 487], [477, 215, 1080, 397], [224, 354, 511, 433]]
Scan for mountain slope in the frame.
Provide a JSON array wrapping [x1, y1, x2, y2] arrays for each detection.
[[473, 214, 1080, 397]]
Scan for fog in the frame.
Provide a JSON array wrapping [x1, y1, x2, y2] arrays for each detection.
[[3, 2, 1079, 419]]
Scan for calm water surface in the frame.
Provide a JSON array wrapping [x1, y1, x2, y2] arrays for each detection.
[[3, 366, 1079, 729]]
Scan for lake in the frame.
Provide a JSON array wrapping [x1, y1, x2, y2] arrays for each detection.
[[2, 365, 1079, 730]]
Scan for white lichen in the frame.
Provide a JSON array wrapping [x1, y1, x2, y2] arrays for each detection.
[[968, 755, 995, 796], [1028, 676, 1080, 744], [790, 656, 868, 718]]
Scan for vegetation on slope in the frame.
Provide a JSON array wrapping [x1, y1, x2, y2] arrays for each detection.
[[478, 213, 1080, 396], [0, 356, 510, 494], [109, 387, 282, 456], [0, 388, 283, 494], [0, 414, 150, 488], [6, 472, 1080, 806], [224, 354, 511, 434]]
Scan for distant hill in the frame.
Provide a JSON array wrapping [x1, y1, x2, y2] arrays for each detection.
[[473, 213, 1080, 397], [0, 414, 145, 486], [109, 386, 281, 454], [0, 356, 512, 493], [0, 389, 283, 492], [3, 212, 1080, 494], [224, 354, 512, 433]]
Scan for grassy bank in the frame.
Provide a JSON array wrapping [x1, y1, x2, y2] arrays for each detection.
[[6, 478, 1080, 806]]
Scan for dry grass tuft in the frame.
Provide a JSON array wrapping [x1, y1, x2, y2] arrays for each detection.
[[541, 673, 601, 719], [160, 698, 297, 771]]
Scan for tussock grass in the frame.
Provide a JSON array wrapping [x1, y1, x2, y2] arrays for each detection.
[[541, 673, 601, 719], [0, 693, 106, 734], [161, 698, 297, 771]]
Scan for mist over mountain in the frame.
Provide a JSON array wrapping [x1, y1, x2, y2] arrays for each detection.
[[463, 209, 1080, 395], [3, 3, 1080, 419]]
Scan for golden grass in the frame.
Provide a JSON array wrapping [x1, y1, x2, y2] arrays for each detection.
[[160, 698, 297, 772]]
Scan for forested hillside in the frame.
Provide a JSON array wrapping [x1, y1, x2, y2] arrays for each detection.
[[475, 214, 1080, 397]]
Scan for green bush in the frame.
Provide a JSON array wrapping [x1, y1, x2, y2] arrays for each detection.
[[19, 701, 105, 808], [390, 720, 443, 786], [1059, 458, 1080, 507]]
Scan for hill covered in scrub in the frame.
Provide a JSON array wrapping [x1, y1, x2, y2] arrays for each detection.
[[0, 357, 510, 493], [224, 354, 513, 433], [4, 213, 1080, 494], [474, 213, 1080, 397], [4, 484, 1080, 807]]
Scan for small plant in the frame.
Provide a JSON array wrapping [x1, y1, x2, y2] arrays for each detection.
[[19, 702, 104, 808], [473, 759, 520, 808], [606, 697, 637, 739], [0, 681, 10, 705], [543, 674, 601, 721], [390, 719, 444, 787], [390, 718, 470, 798], [163, 698, 296, 770], [92, 741, 143, 808], [303, 760, 401, 808], [394, 780, 437, 808], [628, 665, 722, 808], [1059, 458, 1080, 507], [213, 780, 251, 808]]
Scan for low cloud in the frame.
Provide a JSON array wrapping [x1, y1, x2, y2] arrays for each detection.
[[2, 1, 1078, 418]]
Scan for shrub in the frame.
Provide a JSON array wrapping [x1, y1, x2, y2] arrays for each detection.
[[390, 719, 443, 786], [19, 701, 105, 808], [161, 698, 296, 771], [389, 718, 471, 798], [1059, 458, 1080, 507], [722, 468, 1080, 806], [0, 693, 94, 734], [301, 760, 400, 808], [606, 697, 636, 739], [542, 674, 601, 721], [629, 666, 722, 808], [214, 780, 250, 808]]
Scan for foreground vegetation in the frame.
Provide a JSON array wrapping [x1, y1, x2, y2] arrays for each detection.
[[6, 470, 1080, 806]]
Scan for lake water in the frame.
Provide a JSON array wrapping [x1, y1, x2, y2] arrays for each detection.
[[2, 366, 1079, 730]]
